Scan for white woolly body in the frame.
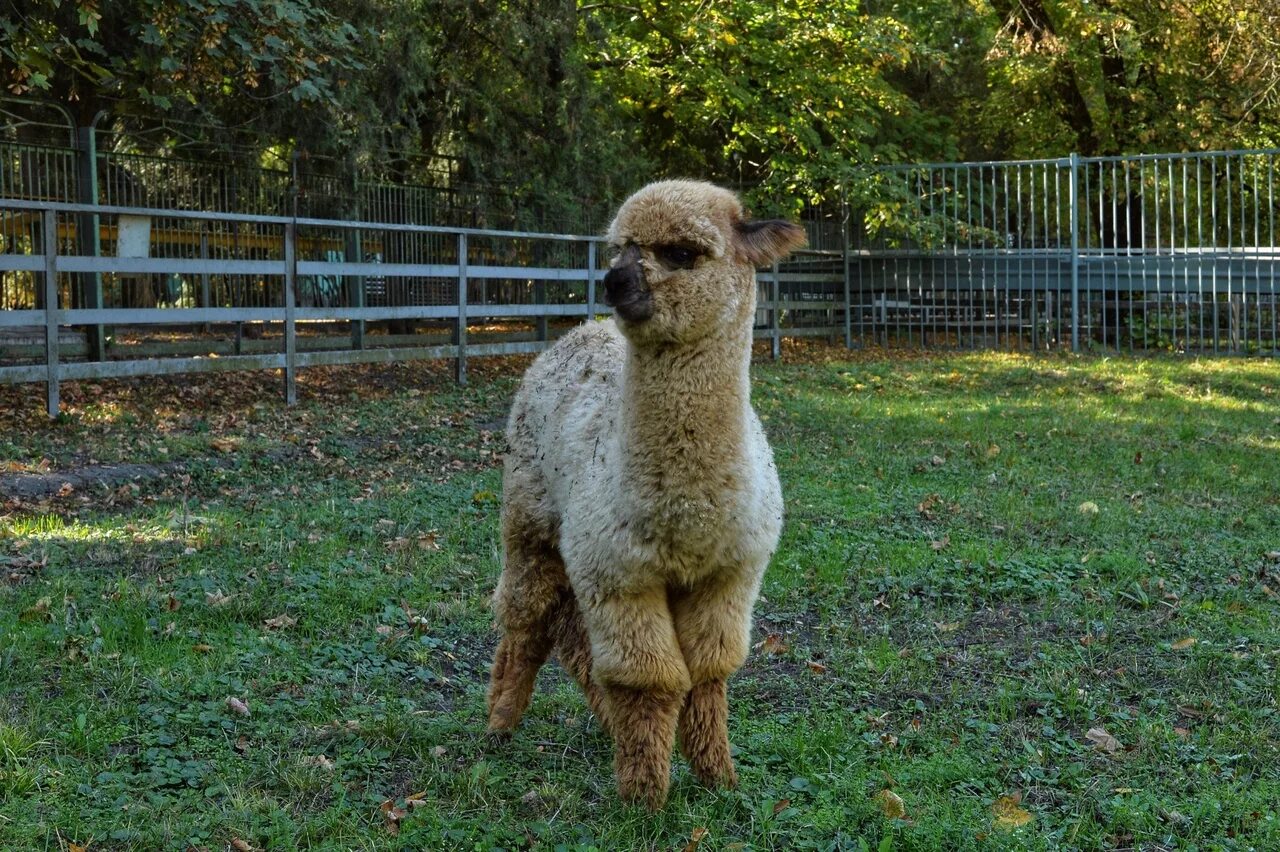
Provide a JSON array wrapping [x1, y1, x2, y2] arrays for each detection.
[[504, 318, 783, 601]]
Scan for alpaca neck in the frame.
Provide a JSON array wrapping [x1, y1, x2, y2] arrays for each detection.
[[617, 322, 754, 486]]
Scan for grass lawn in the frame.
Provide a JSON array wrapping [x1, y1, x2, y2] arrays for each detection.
[[1, 344, 1277, 851]]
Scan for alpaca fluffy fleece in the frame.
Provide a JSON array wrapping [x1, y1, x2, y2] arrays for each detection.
[[486, 180, 806, 808]]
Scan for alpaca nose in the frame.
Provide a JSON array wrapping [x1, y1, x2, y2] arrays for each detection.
[[602, 260, 654, 321]]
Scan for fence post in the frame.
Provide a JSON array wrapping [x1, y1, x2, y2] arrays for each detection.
[[770, 261, 781, 360], [42, 208, 60, 417], [455, 232, 468, 385], [586, 240, 597, 325], [842, 193, 853, 349], [283, 221, 297, 405], [75, 121, 105, 361], [1068, 152, 1082, 352]]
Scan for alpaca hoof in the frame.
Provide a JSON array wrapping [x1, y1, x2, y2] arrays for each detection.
[[693, 762, 738, 791], [483, 725, 514, 743], [619, 781, 669, 811]]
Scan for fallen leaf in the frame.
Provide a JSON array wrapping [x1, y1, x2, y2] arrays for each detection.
[[929, 454, 946, 467], [210, 437, 239, 453], [234, 735, 249, 754], [430, 745, 447, 758], [985, 443, 1001, 459], [1086, 726, 1121, 753], [263, 613, 296, 630], [874, 789, 907, 819], [935, 621, 960, 633], [301, 754, 334, 771], [755, 633, 788, 655], [917, 493, 940, 519], [992, 793, 1033, 830], [1078, 501, 1100, 515], [165, 593, 181, 611], [379, 799, 407, 836], [192, 643, 213, 653], [681, 827, 709, 852], [930, 535, 950, 552], [772, 798, 791, 815], [1171, 637, 1196, 651], [230, 838, 256, 851], [205, 590, 233, 607], [226, 696, 251, 717], [1174, 727, 1191, 739], [19, 596, 52, 623], [806, 660, 827, 675], [68, 843, 90, 852]]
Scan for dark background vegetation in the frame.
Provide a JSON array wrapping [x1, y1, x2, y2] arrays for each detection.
[[3, 0, 1279, 221]]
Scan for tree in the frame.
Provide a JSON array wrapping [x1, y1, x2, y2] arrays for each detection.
[[0, 0, 363, 132], [979, 0, 1280, 157]]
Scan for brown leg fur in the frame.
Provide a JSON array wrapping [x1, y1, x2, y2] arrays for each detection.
[[486, 511, 566, 734], [604, 684, 685, 809], [669, 576, 757, 789], [678, 679, 737, 788], [486, 629, 554, 734], [551, 596, 613, 734]]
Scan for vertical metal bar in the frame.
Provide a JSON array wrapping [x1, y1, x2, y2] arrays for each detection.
[[43, 207, 59, 417], [347, 223, 365, 350], [770, 260, 781, 360], [1270, 154, 1276, 353], [586, 239, 597, 325], [199, 225, 210, 309], [283, 221, 297, 405], [75, 123, 105, 360], [1029, 163, 1038, 350], [962, 166, 972, 349], [456, 232, 468, 384], [1069, 153, 1081, 352], [1182, 158, 1190, 351], [842, 193, 853, 348]]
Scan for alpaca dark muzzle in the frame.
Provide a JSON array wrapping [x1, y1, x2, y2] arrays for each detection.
[[602, 257, 654, 322]]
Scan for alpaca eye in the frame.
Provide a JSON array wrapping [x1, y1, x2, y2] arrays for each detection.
[[657, 245, 698, 269]]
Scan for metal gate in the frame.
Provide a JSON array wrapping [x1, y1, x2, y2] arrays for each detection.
[[854, 151, 1279, 355]]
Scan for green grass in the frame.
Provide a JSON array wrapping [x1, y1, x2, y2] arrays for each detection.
[[1, 349, 1278, 850]]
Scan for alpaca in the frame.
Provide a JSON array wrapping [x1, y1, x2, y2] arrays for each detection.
[[485, 180, 805, 808]]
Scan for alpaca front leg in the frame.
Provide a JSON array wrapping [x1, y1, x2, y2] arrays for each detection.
[[584, 587, 691, 809], [671, 574, 758, 788]]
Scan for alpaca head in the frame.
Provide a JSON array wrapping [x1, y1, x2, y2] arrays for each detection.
[[602, 180, 807, 346]]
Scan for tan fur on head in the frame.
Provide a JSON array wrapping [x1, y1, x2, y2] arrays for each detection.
[[604, 180, 808, 346]]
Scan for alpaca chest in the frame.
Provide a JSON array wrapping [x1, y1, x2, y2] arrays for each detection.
[[562, 469, 780, 592]]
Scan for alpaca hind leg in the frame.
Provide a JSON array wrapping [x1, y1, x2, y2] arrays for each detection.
[[583, 586, 691, 809], [486, 534, 566, 735], [671, 575, 758, 788], [551, 594, 613, 735]]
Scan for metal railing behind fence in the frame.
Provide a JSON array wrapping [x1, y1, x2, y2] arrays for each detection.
[[858, 151, 1280, 354]]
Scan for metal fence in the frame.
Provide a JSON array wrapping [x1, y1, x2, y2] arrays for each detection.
[[2, 148, 1279, 416], [0, 197, 842, 415], [855, 151, 1280, 354]]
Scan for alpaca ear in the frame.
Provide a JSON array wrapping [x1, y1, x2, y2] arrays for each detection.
[[733, 219, 808, 266]]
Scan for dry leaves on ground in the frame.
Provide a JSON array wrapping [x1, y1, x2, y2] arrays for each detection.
[[992, 792, 1034, 830], [1086, 726, 1122, 754]]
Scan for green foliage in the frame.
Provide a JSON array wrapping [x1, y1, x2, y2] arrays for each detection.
[[582, 0, 923, 213], [0, 0, 363, 125], [979, 0, 1280, 156], [2, 0, 1278, 218]]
